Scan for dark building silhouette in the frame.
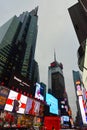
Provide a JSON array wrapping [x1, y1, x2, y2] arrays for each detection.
[[68, 0, 87, 71], [0, 7, 39, 92], [68, 1, 87, 44]]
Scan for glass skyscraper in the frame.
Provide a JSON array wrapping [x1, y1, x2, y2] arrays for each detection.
[[0, 7, 39, 87]]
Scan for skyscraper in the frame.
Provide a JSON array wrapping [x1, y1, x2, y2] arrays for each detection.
[[48, 54, 65, 99], [0, 8, 39, 90], [48, 54, 71, 124]]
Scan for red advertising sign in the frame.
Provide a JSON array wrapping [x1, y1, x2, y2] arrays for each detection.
[[44, 116, 60, 130]]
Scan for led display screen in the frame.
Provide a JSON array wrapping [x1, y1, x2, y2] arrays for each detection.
[[76, 84, 82, 96], [25, 97, 40, 116], [61, 116, 69, 122], [0, 86, 9, 109], [35, 83, 44, 101], [4, 90, 27, 114], [46, 93, 58, 115], [79, 96, 87, 124], [8, 73, 30, 94]]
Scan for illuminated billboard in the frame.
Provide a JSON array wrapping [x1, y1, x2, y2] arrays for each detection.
[[76, 84, 82, 96], [79, 96, 87, 124], [61, 116, 69, 122], [4, 90, 27, 114], [46, 93, 58, 115], [0, 86, 9, 109], [8, 73, 30, 94], [25, 97, 40, 116], [35, 83, 44, 101]]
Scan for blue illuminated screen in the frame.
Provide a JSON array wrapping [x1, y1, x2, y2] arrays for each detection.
[[46, 93, 58, 115]]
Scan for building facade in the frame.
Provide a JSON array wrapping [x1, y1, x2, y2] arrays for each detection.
[[48, 59, 65, 99], [68, 1, 87, 125], [0, 8, 39, 90], [48, 57, 72, 127], [72, 70, 87, 125], [68, 0, 87, 90]]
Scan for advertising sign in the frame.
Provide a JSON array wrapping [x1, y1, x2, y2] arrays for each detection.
[[76, 84, 82, 96], [0, 86, 9, 109], [61, 116, 69, 122], [4, 90, 27, 114], [46, 93, 58, 115], [8, 73, 30, 94], [79, 96, 87, 124], [25, 97, 40, 116], [35, 83, 44, 101], [44, 116, 60, 130]]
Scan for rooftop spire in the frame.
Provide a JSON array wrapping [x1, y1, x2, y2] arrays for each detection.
[[34, 6, 38, 15], [54, 49, 56, 61]]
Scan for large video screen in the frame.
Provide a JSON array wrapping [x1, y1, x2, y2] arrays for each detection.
[[46, 93, 58, 115], [4, 90, 27, 114], [35, 83, 44, 101], [25, 97, 40, 116], [0, 86, 9, 109]]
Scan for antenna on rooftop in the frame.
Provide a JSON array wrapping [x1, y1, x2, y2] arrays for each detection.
[[54, 49, 56, 61]]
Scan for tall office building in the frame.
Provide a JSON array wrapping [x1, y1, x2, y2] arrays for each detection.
[[48, 54, 65, 99], [48, 55, 71, 118], [48, 54, 73, 128], [0, 8, 39, 91]]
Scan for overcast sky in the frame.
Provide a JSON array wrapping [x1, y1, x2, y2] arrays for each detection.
[[0, 0, 79, 119]]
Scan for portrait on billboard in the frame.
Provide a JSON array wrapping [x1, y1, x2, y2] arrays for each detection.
[[35, 83, 44, 101]]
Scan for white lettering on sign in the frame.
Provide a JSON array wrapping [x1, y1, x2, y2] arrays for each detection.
[[14, 76, 30, 87]]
